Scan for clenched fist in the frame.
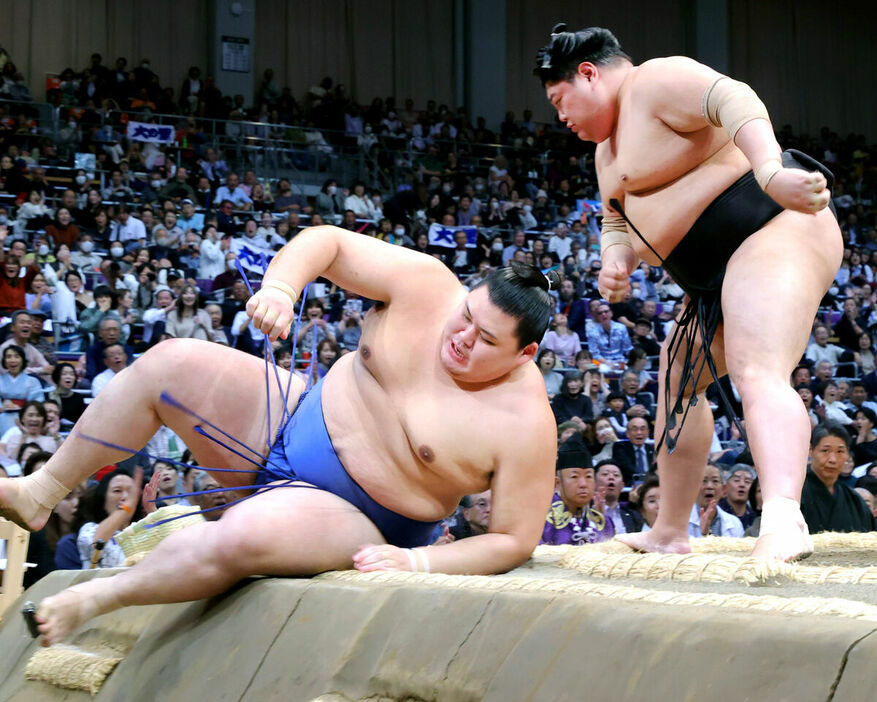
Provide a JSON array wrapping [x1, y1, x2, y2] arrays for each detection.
[[766, 168, 831, 214], [246, 287, 297, 341], [597, 260, 631, 302]]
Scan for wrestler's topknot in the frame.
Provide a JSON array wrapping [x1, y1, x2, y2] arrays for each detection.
[[475, 263, 559, 349], [534, 25, 631, 84]]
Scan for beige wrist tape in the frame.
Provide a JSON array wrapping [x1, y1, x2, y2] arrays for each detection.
[[702, 76, 771, 142], [260, 280, 298, 305], [753, 159, 783, 191], [600, 213, 633, 256], [415, 547, 431, 573]]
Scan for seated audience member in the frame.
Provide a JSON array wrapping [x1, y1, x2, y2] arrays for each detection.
[[796, 384, 819, 427], [595, 460, 642, 534], [314, 338, 338, 379], [298, 298, 336, 351], [45, 481, 82, 555], [145, 424, 187, 464], [541, 312, 581, 366], [689, 463, 744, 538], [273, 345, 292, 371], [602, 391, 629, 438], [449, 490, 491, 540], [611, 416, 654, 483], [219, 278, 248, 325], [818, 380, 854, 426], [743, 476, 764, 536], [554, 278, 587, 338], [716, 465, 757, 530], [536, 348, 562, 398], [165, 284, 211, 340], [801, 422, 877, 533], [78, 286, 122, 340], [586, 302, 632, 362], [91, 343, 130, 397], [855, 484, 877, 518], [541, 436, 614, 545], [805, 324, 846, 367], [0, 254, 36, 315], [851, 407, 877, 466], [70, 233, 102, 271], [73, 468, 144, 569], [205, 303, 230, 345], [0, 310, 54, 383], [844, 380, 877, 418], [46, 207, 81, 249], [0, 345, 44, 436], [833, 298, 868, 351], [146, 460, 188, 508], [550, 371, 594, 428], [141, 287, 175, 346], [85, 317, 134, 379], [189, 470, 232, 520], [634, 473, 660, 531], [630, 317, 661, 357], [2, 401, 59, 460], [618, 369, 655, 420], [335, 301, 363, 352], [588, 416, 619, 463]]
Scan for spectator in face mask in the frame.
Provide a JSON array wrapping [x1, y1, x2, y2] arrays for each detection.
[[70, 233, 102, 271], [315, 179, 345, 223]]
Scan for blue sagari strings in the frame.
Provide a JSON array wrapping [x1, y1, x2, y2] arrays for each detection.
[[77, 257, 315, 528]]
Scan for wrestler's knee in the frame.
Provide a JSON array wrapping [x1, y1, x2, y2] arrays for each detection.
[[136, 339, 208, 380], [199, 518, 263, 577]]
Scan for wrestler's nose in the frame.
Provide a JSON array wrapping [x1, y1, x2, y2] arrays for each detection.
[[459, 326, 477, 348]]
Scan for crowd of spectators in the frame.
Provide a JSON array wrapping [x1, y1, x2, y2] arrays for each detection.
[[0, 46, 876, 576]]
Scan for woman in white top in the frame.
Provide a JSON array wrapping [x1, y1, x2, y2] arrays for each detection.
[[164, 285, 211, 341], [15, 188, 52, 236], [344, 182, 378, 220], [256, 211, 277, 243]]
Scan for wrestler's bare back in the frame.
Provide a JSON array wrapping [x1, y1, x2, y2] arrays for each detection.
[[320, 280, 553, 523], [597, 56, 754, 263]]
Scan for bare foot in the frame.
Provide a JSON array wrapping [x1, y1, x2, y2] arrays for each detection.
[[0, 477, 51, 531], [751, 528, 814, 562], [753, 498, 814, 562], [35, 587, 96, 647], [615, 529, 692, 554]]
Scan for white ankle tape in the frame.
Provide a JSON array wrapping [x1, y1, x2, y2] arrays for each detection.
[[760, 497, 805, 537], [29, 467, 73, 509]]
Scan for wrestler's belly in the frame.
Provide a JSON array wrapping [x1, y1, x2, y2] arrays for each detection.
[[319, 354, 484, 522], [621, 145, 752, 265]]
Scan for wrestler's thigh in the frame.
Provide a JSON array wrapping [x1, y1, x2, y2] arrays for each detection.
[[146, 339, 304, 487], [216, 481, 385, 576], [720, 208, 842, 379]]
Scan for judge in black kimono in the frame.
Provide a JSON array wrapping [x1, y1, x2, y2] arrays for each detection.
[[801, 422, 877, 534]]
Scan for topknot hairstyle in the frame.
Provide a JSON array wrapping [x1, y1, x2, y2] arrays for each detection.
[[475, 262, 561, 349], [534, 23, 631, 84]]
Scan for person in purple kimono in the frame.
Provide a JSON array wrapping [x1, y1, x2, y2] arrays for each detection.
[[541, 435, 615, 545]]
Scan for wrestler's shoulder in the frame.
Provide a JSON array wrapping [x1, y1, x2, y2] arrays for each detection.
[[629, 56, 722, 96]]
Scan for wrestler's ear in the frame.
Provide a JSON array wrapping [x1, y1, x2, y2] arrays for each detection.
[[517, 341, 539, 366], [576, 62, 597, 83]]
